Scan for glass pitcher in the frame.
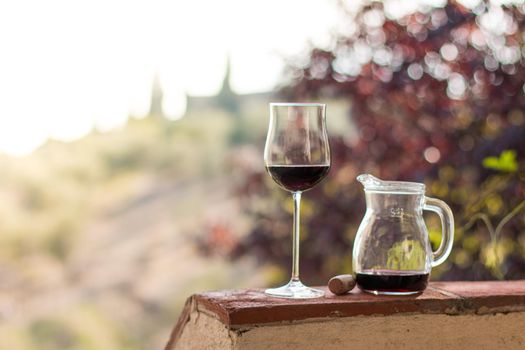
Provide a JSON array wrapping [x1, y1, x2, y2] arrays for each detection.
[[352, 174, 454, 295]]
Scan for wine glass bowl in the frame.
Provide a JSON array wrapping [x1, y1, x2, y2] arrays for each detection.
[[263, 103, 330, 298]]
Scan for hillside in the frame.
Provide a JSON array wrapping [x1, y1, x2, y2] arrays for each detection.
[[0, 113, 265, 350]]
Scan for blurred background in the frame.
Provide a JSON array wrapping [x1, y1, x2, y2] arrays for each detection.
[[1, 0, 525, 349]]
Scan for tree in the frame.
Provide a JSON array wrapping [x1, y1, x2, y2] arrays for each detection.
[[201, 0, 525, 283]]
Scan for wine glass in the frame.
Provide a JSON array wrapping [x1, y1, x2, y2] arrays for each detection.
[[263, 103, 330, 298]]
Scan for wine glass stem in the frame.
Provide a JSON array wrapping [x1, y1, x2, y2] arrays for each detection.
[[291, 191, 302, 282]]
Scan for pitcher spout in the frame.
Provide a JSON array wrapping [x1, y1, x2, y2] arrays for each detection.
[[357, 174, 384, 189]]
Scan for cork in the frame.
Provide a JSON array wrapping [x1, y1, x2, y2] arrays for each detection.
[[328, 274, 356, 295]]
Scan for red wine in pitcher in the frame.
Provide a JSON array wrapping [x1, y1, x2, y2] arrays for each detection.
[[266, 165, 330, 192], [356, 270, 429, 293]]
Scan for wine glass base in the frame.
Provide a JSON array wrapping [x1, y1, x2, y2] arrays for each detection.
[[265, 280, 324, 299]]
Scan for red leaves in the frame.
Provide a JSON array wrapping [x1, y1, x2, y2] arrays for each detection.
[[206, 1, 525, 283]]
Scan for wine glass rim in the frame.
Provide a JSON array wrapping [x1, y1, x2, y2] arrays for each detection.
[[270, 102, 326, 107]]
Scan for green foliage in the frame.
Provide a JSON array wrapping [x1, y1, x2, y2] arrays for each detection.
[[483, 150, 519, 173], [30, 319, 75, 350], [386, 240, 426, 270]]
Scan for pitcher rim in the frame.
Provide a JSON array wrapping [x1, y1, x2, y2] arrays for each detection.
[[357, 174, 426, 194]]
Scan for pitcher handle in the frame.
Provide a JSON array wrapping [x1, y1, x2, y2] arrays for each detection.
[[424, 197, 455, 267]]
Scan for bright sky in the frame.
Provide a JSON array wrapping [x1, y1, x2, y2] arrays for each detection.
[[0, 0, 339, 156]]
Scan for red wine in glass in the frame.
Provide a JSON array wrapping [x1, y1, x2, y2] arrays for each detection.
[[266, 165, 330, 192]]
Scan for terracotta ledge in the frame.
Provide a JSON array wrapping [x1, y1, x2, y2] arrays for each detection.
[[166, 281, 525, 350]]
